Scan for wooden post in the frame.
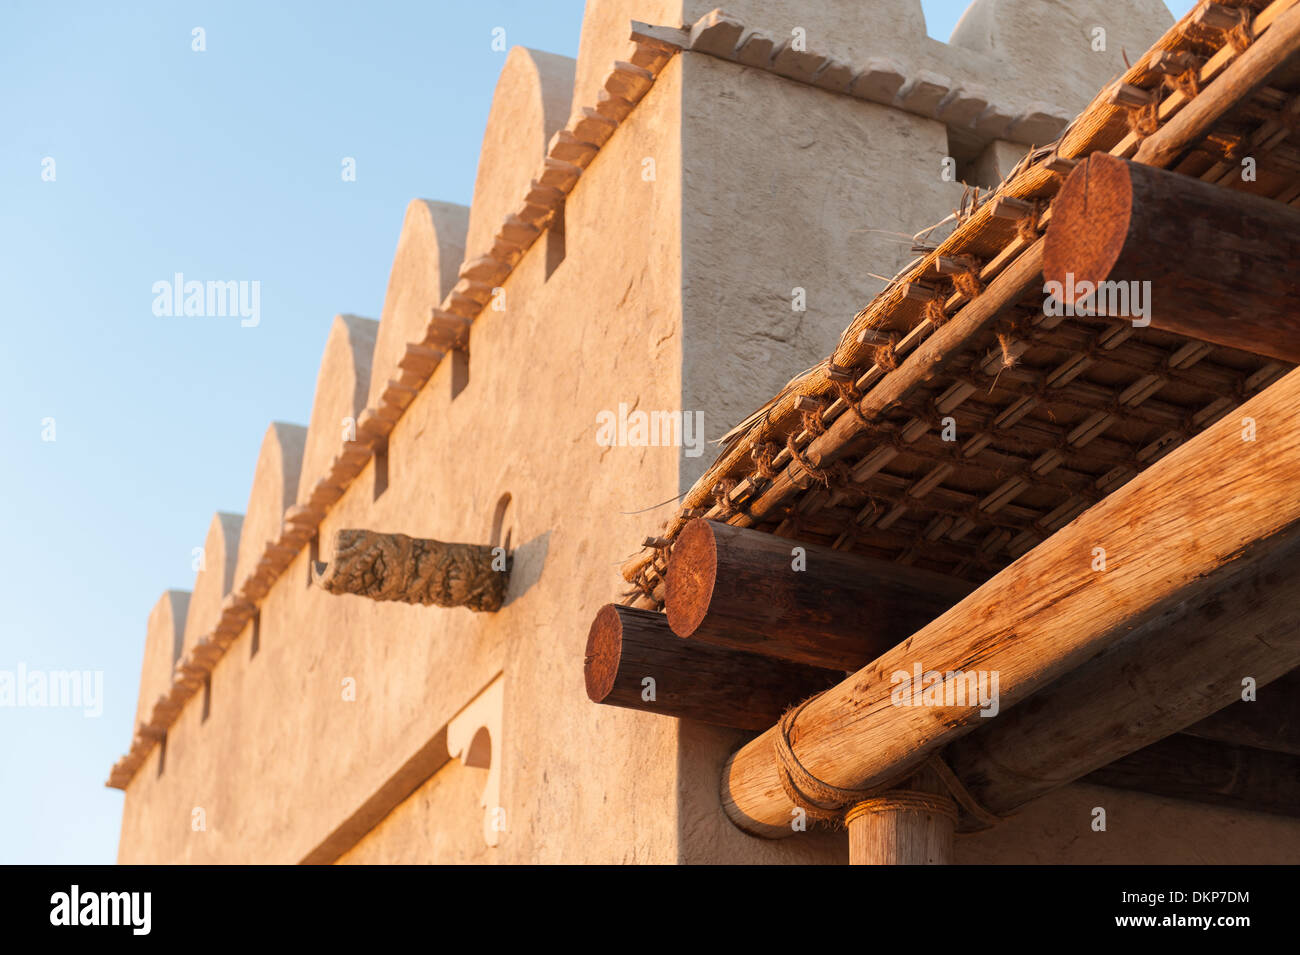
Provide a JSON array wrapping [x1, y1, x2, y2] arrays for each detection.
[[846, 767, 957, 865], [721, 368, 1300, 838], [1043, 152, 1300, 363], [665, 519, 973, 670], [584, 604, 842, 731]]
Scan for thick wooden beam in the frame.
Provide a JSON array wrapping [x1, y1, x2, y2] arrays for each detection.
[[1043, 153, 1300, 363], [1084, 735, 1300, 819], [941, 524, 1300, 816], [313, 529, 507, 612], [721, 367, 1300, 838], [584, 604, 842, 731], [1183, 667, 1300, 756], [665, 520, 974, 670]]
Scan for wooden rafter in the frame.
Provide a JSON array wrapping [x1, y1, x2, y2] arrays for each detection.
[[720, 367, 1300, 838]]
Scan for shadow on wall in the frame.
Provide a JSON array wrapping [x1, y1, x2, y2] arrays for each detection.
[[502, 531, 550, 608]]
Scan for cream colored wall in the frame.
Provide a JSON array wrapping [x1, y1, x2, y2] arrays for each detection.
[[679, 51, 958, 491], [297, 315, 377, 508], [572, 0, 684, 111], [368, 199, 468, 409], [463, 47, 576, 264], [231, 422, 305, 589], [335, 758, 496, 865], [118, 55, 688, 866]]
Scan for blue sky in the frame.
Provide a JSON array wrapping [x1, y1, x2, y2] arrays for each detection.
[[1, 0, 1194, 864]]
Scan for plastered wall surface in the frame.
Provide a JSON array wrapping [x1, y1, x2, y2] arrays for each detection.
[[119, 55, 688, 866], [680, 50, 958, 491], [335, 759, 496, 865]]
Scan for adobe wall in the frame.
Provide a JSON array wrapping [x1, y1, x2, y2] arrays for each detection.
[[679, 51, 959, 491], [118, 52, 688, 865]]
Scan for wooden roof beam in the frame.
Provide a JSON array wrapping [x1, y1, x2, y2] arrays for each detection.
[[584, 604, 843, 731], [940, 520, 1300, 819], [722, 366, 1300, 838], [664, 519, 973, 670], [1044, 153, 1300, 364]]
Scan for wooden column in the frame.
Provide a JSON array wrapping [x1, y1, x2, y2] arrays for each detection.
[[666, 519, 973, 670], [584, 604, 842, 731], [846, 767, 957, 865], [1043, 152, 1300, 363], [722, 367, 1300, 837]]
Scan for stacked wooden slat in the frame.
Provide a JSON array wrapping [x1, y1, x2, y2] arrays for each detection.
[[621, 0, 1300, 608]]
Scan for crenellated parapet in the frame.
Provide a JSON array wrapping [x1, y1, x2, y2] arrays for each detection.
[[232, 422, 307, 600], [368, 200, 468, 410], [463, 48, 576, 266], [297, 315, 378, 509], [132, 592, 189, 736], [180, 512, 241, 659]]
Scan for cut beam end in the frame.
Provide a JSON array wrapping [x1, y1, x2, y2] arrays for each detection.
[[663, 517, 718, 639]]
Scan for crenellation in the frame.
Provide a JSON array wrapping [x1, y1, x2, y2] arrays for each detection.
[[463, 48, 576, 268], [569, 106, 620, 146], [133, 590, 189, 737], [368, 200, 469, 411], [733, 28, 777, 67], [848, 56, 908, 101], [687, 8, 745, 56], [937, 84, 991, 127], [459, 254, 512, 285], [297, 315, 378, 521], [897, 69, 954, 113], [180, 513, 241, 658], [232, 422, 307, 593]]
